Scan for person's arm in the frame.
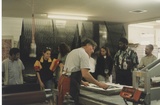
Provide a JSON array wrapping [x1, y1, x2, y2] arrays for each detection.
[[108, 56, 113, 76], [81, 68, 108, 89], [59, 63, 64, 76], [137, 57, 144, 69], [36, 72, 45, 89], [2, 61, 5, 85], [81, 80, 89, 86], [20, 60, 25, 79]]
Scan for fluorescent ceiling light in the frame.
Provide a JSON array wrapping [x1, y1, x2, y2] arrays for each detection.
[[48, 14, 88, 20]]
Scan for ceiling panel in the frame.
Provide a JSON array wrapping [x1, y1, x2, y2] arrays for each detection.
[[2, 0, 160, 23]]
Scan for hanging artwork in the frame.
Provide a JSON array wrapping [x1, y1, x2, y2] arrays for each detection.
[[29, 0, 36, 57], [2, 38, 12, 60]]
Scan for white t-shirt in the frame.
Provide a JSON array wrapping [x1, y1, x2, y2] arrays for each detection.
[[89, 57, 96, 73], [64, 47, 90, 75]]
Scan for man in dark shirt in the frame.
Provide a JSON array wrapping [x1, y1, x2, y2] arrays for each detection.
[[114, 37, 139, 86]]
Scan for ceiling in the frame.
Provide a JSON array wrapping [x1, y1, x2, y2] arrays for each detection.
[[2, 0, 160, 24]]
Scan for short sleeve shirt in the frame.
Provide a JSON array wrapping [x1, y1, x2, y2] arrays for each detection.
[[114, 47, 139, 70], [64, 48, 90, 75], [89, 57, 96, 73], [2, 59, 25, 85], [138, 54, 157, 68]]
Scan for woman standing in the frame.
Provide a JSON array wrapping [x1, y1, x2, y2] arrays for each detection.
[[57, 43, 71, 80], [95, 46, 113, 82], [57, 43, 70, 105], [34, 47, 59, 90]]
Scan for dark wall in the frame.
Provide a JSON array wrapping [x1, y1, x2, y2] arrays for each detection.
[[104, 22, 126, 57], [20, 19, 126, 74]]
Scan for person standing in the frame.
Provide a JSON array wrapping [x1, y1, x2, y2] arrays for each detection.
[[138, 44, 157, 69], [58, 38, 108, 105], [95, 46, 113, 82], [34, 47, 59, 90], [57, 43, 71, 79], [2, 48, 25, 85], [137, 44, 157, 87], [114, 37, 139, 86]]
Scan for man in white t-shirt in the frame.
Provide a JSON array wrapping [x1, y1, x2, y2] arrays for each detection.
[[58, 38, 108, 105]]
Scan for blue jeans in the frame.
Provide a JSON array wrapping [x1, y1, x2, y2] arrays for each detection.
[[44, 79, 55, 91]]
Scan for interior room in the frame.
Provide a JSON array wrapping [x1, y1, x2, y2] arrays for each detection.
[[2, 0, 160, 105]]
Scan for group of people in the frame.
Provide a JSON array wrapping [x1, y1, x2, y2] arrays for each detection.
[[2, 37, 157, 105], [114, 37, 157, 86]]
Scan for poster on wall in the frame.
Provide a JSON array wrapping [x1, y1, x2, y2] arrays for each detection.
[[2, 39, 12, 61]]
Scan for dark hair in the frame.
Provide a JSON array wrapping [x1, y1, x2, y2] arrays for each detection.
[[147, 44, 154, 50], [100, 46, 111, 56], [59, 43, 70, 57], [119, 37, 128, 45], [43, 47, 52, 53], [81, 38, 97, 47], [9, 48, 20, 56]]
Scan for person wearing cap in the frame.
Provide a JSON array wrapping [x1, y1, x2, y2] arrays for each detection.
[[138, 44, 157, 69], [58, 38, 108, 105], [114, 37, 139, 86]]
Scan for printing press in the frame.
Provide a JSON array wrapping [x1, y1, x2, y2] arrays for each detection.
[[79, 83, 127, 105], [80, 82, 123, 96], [79, 57, 160, 105], [132, 59, 160, 105], [53, 82, 128, 105], [52, 60, 160, 105]]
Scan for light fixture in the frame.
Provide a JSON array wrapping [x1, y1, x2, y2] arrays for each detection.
[[129, 9, 147, 13], [29, 0, 36, 58], [48, 14, 88, 20]]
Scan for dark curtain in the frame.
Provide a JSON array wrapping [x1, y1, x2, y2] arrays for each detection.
[[104, 22, 126, 57]]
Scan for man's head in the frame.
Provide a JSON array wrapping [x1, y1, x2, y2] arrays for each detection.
[[9, 48, 20, 60], [81, 38, 97, 56], [118, 37, 128, 51], [145, 44, 154, 56]]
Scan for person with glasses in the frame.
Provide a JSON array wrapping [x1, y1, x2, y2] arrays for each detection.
[[34, 47, 59, 91], [58, 38, 108, 105]]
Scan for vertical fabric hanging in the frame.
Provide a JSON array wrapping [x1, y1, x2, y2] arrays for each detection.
[[29, 0, 36, 57]]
